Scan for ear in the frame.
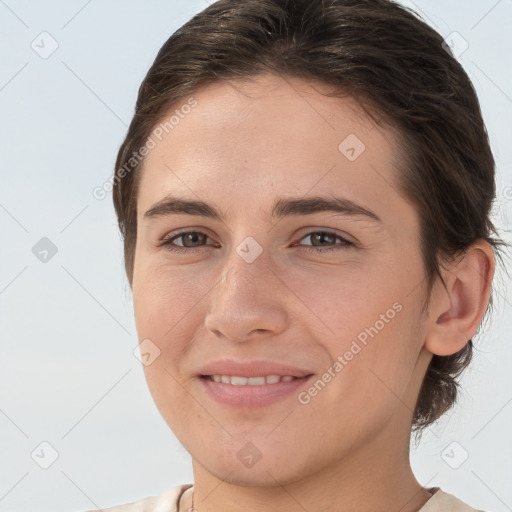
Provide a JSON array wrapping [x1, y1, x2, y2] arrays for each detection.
[[424, 240, 496, 356]]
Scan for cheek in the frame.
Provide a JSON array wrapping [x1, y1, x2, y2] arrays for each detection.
[[132, 263, 206, 418], [132, 264, 207, 432], [290, 261, 424, 399], [287, 261, 403, 340], [132, 262, 209, 339]]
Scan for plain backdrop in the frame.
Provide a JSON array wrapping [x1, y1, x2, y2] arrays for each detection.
[[1, 1, 511, 511]]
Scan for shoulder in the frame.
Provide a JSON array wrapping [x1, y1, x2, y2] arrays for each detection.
[[77, 484, 192, 512], [421, 488, 488, 512]]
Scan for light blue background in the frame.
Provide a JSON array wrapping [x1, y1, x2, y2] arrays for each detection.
[[1, 1, 511, 511]]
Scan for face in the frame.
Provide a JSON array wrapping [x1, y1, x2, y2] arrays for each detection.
[[132, 74, 431, 486]]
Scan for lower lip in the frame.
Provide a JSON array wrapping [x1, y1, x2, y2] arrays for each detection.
[[198, 375, 313, 408]]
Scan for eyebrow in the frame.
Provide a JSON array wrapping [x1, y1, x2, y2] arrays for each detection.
[[143, 194, 381, 223]]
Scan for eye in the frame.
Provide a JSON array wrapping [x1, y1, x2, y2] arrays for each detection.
[[158, 230, 214, 253], [297, 230, 354, 253]]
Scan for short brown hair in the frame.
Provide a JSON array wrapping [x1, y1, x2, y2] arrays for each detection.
[[112, 0, 504, 433]]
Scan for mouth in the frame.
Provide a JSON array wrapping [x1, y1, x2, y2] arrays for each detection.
[[203, 374, 300, 385], [198, 373, 314, 407]]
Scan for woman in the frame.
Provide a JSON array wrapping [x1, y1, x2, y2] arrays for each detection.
[[94, 0, 504, 510]]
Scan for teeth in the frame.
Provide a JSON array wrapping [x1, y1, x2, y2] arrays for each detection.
[[209, 374, 298, 385], [247, 376, 265, 385]]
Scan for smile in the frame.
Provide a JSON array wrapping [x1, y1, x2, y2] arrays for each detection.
[[207, 374, 297, 385], [199, 374, 313, 407]]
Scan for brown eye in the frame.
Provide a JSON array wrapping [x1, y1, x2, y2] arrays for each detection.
[[159, 231, 212, 253], [173, 231, 208, 247], [298, 231, 353, 253]]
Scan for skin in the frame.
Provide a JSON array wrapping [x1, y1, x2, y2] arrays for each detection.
[[131, 73, 495, 512]]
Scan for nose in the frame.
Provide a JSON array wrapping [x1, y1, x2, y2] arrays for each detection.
[[204, 248, 289, 343]]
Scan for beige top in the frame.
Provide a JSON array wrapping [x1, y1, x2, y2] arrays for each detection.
[[81, 485, 486, 512]]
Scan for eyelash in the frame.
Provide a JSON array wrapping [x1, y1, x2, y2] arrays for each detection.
[[158, 230, 354, 254]]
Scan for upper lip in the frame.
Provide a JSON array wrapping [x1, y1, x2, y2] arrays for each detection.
[[198, 359, 313, 378]]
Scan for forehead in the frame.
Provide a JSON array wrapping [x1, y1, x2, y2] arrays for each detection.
[[137, 73, 412, 229], [148, 74, 392, 158]]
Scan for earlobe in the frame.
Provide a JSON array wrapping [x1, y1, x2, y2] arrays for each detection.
[[423, 240, 495, 357]]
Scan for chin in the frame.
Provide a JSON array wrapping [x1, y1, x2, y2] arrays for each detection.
[[201, 460, 311, 487], [191, 440, 323, 488]]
